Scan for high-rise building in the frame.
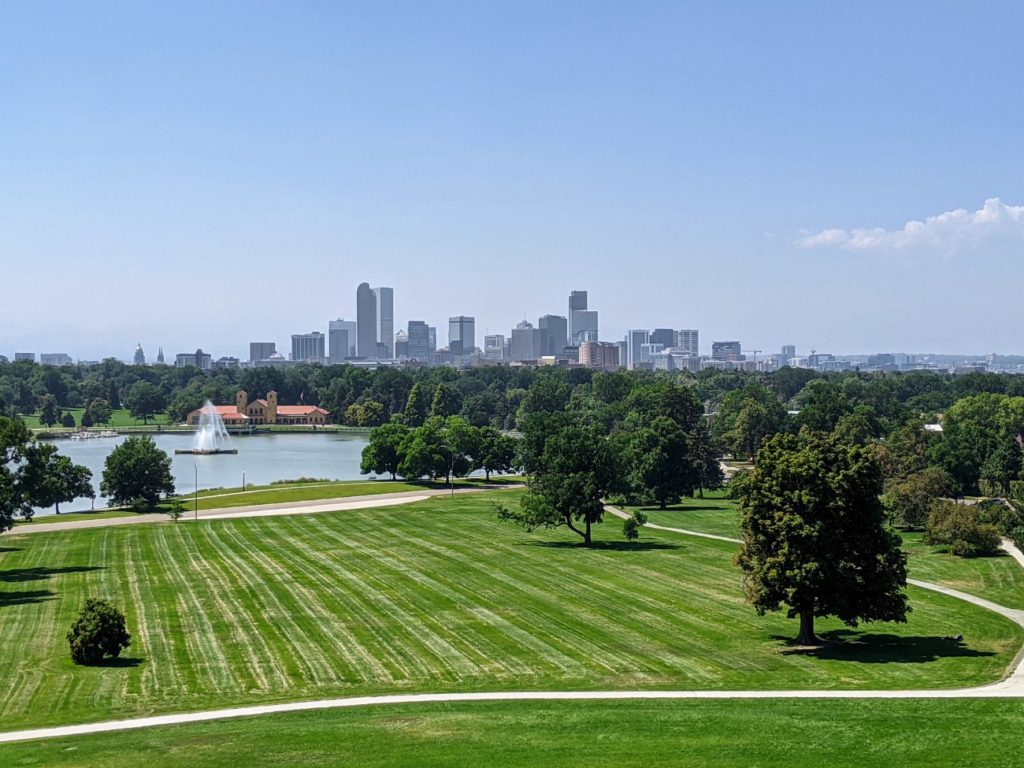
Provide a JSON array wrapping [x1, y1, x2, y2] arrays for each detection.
[[407, 320, 433, 363], [712, 341, 744, 361], [675, 329, 699, 356], [250, 342, 277, 363], [781, 345, 796, 360], [538, 314, 568, 357], [650, 329, 675, 348], [133, 344, 146, 366], [175, 349, 212, 370], [328, 319, 357, 362], [373, 287, 394, 358], [510, 320, 542, 361], [639, 343, 664, 366], [626, 329, 650, 369], [291, 332, 325, 362], [579, 341, 620, 369], [356, 283, 377, 358], [394, 330, 409, 359], [14, 352, 35, 362], [448, 316, 476, 355], [568, 290, 601, 345], [484, 334, 506, 361], [40, 353, 73, 366]]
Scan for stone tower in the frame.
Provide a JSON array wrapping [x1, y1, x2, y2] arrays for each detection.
[[236, 390, 248, 415], [267, 390, 278, 424]]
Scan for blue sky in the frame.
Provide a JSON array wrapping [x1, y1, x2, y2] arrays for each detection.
[[2, 1, 1022, 359]]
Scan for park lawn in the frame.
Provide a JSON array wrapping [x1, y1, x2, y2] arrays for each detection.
[[0, 491, 1020, 732], [15, 510, 147, 527], [627, 490, 741, 539], [902, 531, 1024, 610], [21, 409, 165, 430], [5, 698, 1024, 767]]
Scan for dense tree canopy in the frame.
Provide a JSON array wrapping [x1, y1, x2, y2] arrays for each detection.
[[100, 436, 175, 508], [736, 431, 909, 645]]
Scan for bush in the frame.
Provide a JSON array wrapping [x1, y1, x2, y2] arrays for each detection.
[[925, 500, 1002, 557], [882, 467, 955, 529], [67, 598, 131, 665]]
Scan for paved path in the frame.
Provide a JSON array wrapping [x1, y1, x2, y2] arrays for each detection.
[[7, 485, 521, 535], [4, 497, 1024, 744]]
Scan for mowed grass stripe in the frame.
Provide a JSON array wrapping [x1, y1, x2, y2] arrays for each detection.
[[268, 516, 477, 683], [205, 523, 371, 687]]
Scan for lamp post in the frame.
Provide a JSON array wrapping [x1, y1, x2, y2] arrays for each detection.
[[242, 470, 246, 492], [193, 463, 199, 521]]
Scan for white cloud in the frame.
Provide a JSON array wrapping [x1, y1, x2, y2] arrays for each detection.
[[796, 198, 1024, 254]]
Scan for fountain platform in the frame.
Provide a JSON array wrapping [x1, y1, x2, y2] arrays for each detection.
[[175, 448, 239, 455]]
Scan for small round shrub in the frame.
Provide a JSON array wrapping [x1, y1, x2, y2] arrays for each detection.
[[67, 598, 131, 665]]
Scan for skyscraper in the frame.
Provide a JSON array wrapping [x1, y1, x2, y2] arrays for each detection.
[[675, 329, 699, 356], [373, 286, 394, 358], [291, 332, 325, 361], [626, 329, 650, 369], [249, 342, 277, 363], [568, 290, 598, 345], [356, 283, 377, 358], [329, 319, 357, 361], [712, 341, 743, 361], [538, 314, 568, 357], [510, 320, 542, 361], [407, 320, 433, 363], [650, 329, 675, 348], [448, 316, 476, 355]]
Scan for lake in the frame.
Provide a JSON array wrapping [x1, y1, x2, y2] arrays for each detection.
[[37, 432, 370, 515]]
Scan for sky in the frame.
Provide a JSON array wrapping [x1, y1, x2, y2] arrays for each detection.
[[1, 1, 1023, 360]]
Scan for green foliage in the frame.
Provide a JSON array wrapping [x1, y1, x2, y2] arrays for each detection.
[[124, 381, 166, 424], [360, 419, 410, 480], [67, 598, 131, 666], [83, 397, 113, 426], [714, 384, 787, 459], [934, 393, 1024, 495], [622, 510, 647, 540], [403, 382, 430, 427], [883, 467, 955, 529], [60, 410, 76, 428], [736, 431, 909, 644], [100, 435, 175, 508], [925, 500, 1002, 557], [344, 399, 386, 427], [20, 442, 94, 514], [621, 416, 694, 508], [38, 393, 61, 427], [478, 426, 518, 480], [0, 416, 38, 530], [430, 382, 462, 419]]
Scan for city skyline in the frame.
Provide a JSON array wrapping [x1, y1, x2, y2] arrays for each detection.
[[3, 4, 1023, 357]]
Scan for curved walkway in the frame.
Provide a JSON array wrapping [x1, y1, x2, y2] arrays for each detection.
[[4, 499, 1024, 744]]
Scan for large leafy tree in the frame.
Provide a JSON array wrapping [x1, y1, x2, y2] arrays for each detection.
[[21, 443, 95, 514], [499, 422, 618, 546], [736, 430, 909, 645], [124, 381, 166, 424], [0, 417, 37, 530], [478, 427, 518, 481], [403, 382, 430, 427], [360, 418, 409, 480], [38, 394, 61, 427], [623, 416, 694, 508], [83, 398, 113, 426], [714, 384, 787, 460], [100, 436, 175, 508], [883, 467, 955, 529]]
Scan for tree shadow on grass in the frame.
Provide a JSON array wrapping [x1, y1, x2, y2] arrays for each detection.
[[0, 589, 56, 607], [773, 630, 996, 664], [0, 547, 23, 554], [92, 656, 144, 669], [0, 565, 103, 583], [640, 505, 733, 514], [524, 540, 682, 552]]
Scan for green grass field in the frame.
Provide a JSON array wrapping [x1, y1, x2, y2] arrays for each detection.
[[630, 491, 742, 538], [4, 698, 1024, 767], [20, 409, 163, 430], [0, 492, 1020, 733]]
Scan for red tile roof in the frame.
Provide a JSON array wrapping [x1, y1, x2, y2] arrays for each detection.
[[275, 405, 329, 415]]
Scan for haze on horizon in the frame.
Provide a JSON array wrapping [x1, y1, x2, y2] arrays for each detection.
[[1, 2, 1022, 361]]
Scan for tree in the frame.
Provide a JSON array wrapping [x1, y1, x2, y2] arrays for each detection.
[[60, 411, 76, 429], [21, 443, 94, 514], [883, 467, 955, 529], [83, 397, 113, 426], [980, 438, 1023, 496], [736, 431, 909, 645], [38, 394, 61, 427], [0, 416, 35, 530], [124, 381, 166, 424], [691, 423, 724, 498], [478, 427, 517, 480], [925, 500, 1002, 557], [430, 383, 462, 419], [67, 598, 131, 665], [403, 383, 430, 427], [100, 435, 175, 508], [623, 416, 694, 508], [360, 419, 410, 480], [498, 423, 618, 546], [794, 380, 851, 433], [714, 384, 786, 459], [397, 419, 450, 480]]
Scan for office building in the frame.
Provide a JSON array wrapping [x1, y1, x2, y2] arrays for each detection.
[[484, 334, 506, 361], [626, 329, 650, 370], [373, 286, 394, 358], [538, 314, 568, 357], [579, 341, 620, 369], [650, 328, 675, 348], [212, 356, 240, 370], [712, 341, 743, 361], [250, 342, 277, 363], [133, 344, 146, 366], [510, 321, 542, 361], [40, 353, 73, 366], [568, 290, 599, 345], [781, 344, 796, 360], [394, 330, 409, 359], [675, 329, 699, 356], [639, 342, 665, 366], [291, 331, 325, 362], [175, 349, 212, 370], [407, 320, 434, 363], [329, 319, 357, 362], [356, 283, 377, 358], [448, 316, 476, 355], [14, 352, 35, 362]]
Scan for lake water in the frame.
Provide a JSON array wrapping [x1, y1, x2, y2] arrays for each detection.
[[38, 432, 369, 515]]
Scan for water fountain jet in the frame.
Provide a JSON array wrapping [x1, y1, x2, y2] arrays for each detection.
[[175, 401, 239, 455]]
